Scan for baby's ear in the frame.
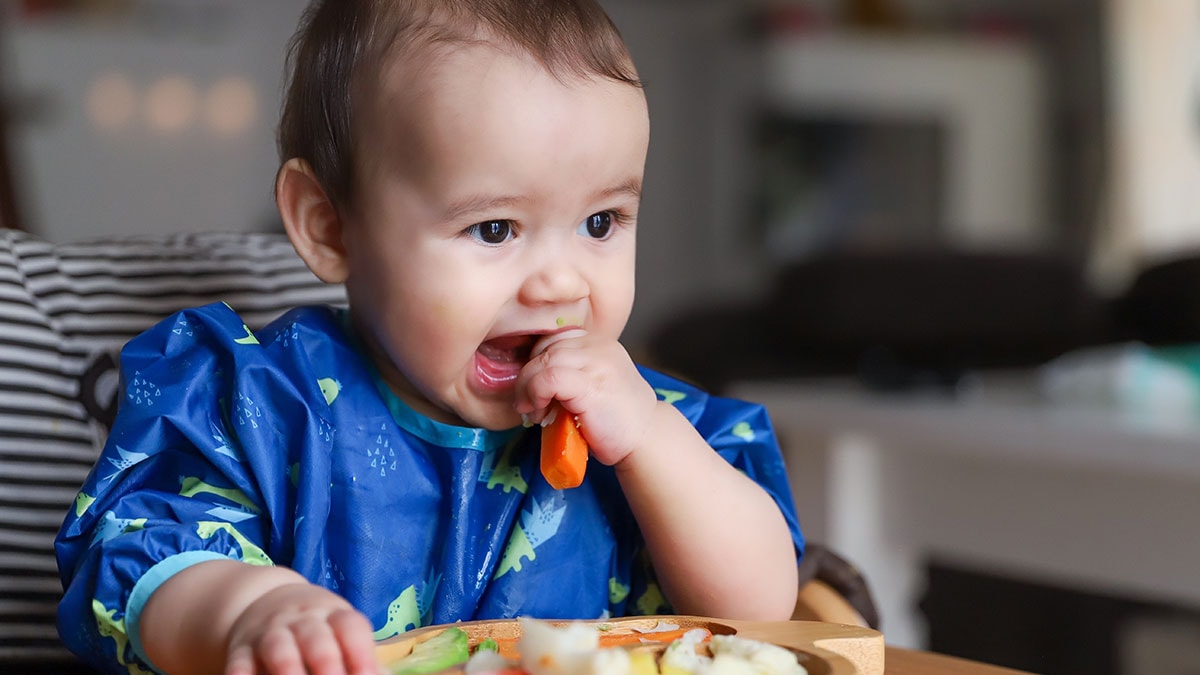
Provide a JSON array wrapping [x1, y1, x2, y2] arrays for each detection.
[[276, 158, 350, 284]]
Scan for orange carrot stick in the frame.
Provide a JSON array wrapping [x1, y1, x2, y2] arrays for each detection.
[[540, 408, 588, 490], [595, 627, 711, 647]]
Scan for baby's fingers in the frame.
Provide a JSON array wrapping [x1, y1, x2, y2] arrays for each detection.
[[329, 609, 384, 675], [250, 625, 307, 675], [294, 616, 352, 675], [225, 644, 257, 675]]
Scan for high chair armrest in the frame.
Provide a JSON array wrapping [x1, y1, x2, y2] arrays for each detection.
[[793, 543, 880, 630]]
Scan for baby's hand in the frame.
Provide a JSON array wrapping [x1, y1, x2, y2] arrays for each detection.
[[515, 329, 660, 467], [224, 582, 380, 675]]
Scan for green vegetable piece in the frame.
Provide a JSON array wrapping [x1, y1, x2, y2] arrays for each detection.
[[478, 637, 499, 652], [390, 627, 470, 675]]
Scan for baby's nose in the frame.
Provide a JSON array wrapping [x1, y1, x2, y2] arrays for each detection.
[[519, 259, 587, 306]]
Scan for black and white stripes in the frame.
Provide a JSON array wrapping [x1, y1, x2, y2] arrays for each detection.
[[0, 230, 345, 669]]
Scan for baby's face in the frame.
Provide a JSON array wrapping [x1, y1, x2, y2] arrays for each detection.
[[342, 42, 649, 429]]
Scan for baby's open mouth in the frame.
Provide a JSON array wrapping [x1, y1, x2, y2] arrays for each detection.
[[478, 335, 535, 365], [475, 335, 536, 388]]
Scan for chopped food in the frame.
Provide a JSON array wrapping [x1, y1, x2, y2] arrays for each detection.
[[479, 638, 501, 653], [390, 626, 470, 674], [465, 647, 512, 673], [540, 409, 588, 489], [660, 629, 709, 674], [386, 619, 808, 675], [709, 635, 808, 675]]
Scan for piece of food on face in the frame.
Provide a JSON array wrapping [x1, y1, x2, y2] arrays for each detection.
[[539, 409, 588, 489], [390, 627, 471, 674]]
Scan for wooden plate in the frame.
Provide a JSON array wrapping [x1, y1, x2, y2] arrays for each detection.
[[376, 616, 884, 675]]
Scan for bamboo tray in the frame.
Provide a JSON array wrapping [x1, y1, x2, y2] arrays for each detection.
[[376, 615, 885, 674]]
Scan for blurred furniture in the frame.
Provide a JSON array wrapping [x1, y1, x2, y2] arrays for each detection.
[[0, 94, 21, 230], [648, 250, 1110, 393], [885, 647, 1031, 674], [795, 542, 879, 629], [1113, 251, 1200, 344], [0, 15, 23, 230], [732, 374, 1200, 654], [761, 31, 1048, 251]]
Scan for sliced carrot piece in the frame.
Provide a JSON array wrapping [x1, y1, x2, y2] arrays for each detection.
[[485, 637, 521, 660], [596, 627, 711, 647], [540, 408, 588, 489]]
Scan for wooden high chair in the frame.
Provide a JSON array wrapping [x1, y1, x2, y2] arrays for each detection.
[[792, 543, 881, 629]]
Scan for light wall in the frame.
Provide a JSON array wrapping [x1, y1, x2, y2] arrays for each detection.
[[2, 0, 739, 346], [1093, 0, 1200, 289], [4, 1, 307, 240]]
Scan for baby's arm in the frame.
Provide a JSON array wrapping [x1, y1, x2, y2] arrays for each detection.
[[517, 332, 799, 620], [614, 402, 799, 620], [139, 559, 378, 675]]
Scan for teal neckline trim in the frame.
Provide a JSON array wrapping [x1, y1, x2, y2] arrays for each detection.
[[371, 374, 521, 451], [338, 309, 521, 452]]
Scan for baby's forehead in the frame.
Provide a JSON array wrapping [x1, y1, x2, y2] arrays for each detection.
[[362, 7, 636, 103], [366, 37, 633, 126]]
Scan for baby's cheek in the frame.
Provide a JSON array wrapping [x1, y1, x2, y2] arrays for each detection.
[[420, 300, 474, 341]]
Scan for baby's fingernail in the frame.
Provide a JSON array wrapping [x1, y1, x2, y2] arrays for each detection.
[[541, 408, 559, 427], [521, 414, 534, 428]]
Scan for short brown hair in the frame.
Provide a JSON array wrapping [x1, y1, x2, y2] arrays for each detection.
[[277, 0, 642, 213]]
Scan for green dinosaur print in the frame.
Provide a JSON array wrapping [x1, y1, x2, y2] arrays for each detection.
[[609, 578, 630, 604], [196, 522, 272, 566], [92, 513, 147, 547], [234, 325, 259, 345], [486, 443, 528, 494], [655, 389, 687, 405], [75, 492, 96, 517], [318, 378, 341, 405], [636, 582, 668, 615], [92, 600, 153, 675], [372, 584, 421, 641], [493, 524, 535, 579], [92, 600, 128, 663], [180, 477, 261, 514], [493, 496, 566, 579], [732, 422, 755, 442]]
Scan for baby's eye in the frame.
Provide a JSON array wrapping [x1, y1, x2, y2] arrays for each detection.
[[578, 212, 613, 240], [467, 220, 514, 245]]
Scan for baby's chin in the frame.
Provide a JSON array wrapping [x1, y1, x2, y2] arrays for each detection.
[[448, 401, 524, 431], [374, 364, 522, 430]]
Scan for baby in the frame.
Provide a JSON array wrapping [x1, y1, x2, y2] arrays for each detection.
[[55, 1, 804, 673]]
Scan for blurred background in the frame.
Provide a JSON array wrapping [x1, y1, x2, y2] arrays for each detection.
[[4, 0, 1200, 672]]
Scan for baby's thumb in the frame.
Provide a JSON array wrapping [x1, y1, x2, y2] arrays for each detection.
[[530, 328, 587, 359]]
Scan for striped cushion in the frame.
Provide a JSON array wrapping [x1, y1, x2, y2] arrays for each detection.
[[0, 230, 345, 668]]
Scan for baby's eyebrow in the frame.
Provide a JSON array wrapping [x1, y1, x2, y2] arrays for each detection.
[[443, 178, 642, 222], [443, 194, 523, 222], [593, 178, 642, 203]]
